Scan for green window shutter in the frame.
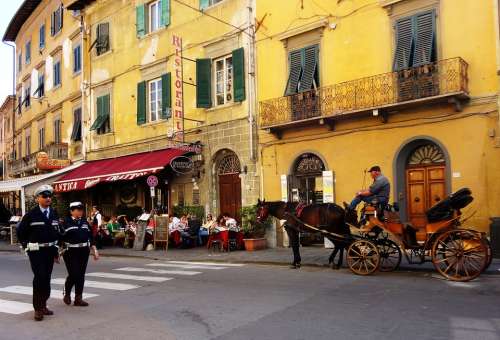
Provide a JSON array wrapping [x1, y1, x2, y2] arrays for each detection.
[[196, 58, 212, 108], [90, 96, 104, 130], [161, 73, 172, 119], [136, 5, 146, 38], [102, 94, 110, 119], [200, 0, 210, 10], [285, 50, 303, 95], [413, 11, 436, 66], [298, 45, 319, 92], [232, 47, 246, 102], [393, 17, 414, 71], [137, 81, 147, 125], [160, 0, 171, 27]]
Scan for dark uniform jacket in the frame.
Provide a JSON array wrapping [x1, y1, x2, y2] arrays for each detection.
[[17, 207, 60, 248], [61, 216, 94, 246]]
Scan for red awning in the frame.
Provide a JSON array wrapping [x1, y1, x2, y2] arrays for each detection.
[[53, 149, 185, 193]]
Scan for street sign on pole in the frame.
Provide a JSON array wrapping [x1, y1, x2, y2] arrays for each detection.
[[150, 187, 156, 197], [147, 175, 159, 187]]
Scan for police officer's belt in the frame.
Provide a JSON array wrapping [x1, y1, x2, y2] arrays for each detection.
[[25, 241, 58, 252], [38, 242, 58, 247], [65, 242, 90, 248]]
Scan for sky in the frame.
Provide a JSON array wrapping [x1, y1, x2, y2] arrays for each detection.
[[0, 1, 24, 103]]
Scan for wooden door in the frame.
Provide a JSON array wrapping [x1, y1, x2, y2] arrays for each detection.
[[219, 174, 242, 221], [406, 165, 446, 236]]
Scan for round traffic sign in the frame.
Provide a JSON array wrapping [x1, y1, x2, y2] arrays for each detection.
[[147, 175, 159, 187]]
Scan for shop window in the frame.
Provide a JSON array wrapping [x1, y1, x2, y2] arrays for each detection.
[[178, 185, 185, 207], [289, 153, 325, 204], [192, 188, 200, 206]]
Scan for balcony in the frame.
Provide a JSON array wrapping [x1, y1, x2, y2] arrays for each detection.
[[259, 57, 469, 134]]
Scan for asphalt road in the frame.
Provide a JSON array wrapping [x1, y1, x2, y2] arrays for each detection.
[[0, 252, 499, 340]]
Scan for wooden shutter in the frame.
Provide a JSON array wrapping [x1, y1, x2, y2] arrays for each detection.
[[200, 0, 210, 10], [285, 50, 303, 95], [299, 45, 318, 92], [97, 23, 109, 55], [393, 17, 414, 71], [71, 108, 81, 141], [232, 47, 245, 102], [161, 73, 172, 119], [136, 5, 146, 38], [90, 96, 103, 130], [50, 11, 55, 36], [102, 94, 110, 121], [196, 58, 212, 108], [413, 11, 436, 66], [160, 0, 171, 27], [137, 81, 147, 125]]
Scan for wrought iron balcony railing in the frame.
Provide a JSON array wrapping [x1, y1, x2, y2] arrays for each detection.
[[259, 57, 469, 129], [8, 143, 69, 175]]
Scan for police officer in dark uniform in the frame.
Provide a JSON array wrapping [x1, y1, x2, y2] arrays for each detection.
[[61, 202, 99, 306], [17, 185, 60, 321]]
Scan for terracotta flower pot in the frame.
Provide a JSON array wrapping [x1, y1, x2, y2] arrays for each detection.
[[243, 238, 267, 251]]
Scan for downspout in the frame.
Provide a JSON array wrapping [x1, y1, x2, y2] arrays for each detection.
[[79, 13, 87, 159], [247, 0, 257, 161]]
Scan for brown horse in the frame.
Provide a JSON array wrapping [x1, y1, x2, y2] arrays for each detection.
[[256, 199, 357, 269]]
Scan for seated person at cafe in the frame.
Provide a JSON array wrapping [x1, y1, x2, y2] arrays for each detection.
[[223, 213, 238, 229], [169, 214, 184, 247], [96, 216, 113, 249], [199, 214, 214, 245]]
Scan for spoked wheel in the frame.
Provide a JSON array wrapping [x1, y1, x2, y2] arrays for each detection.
[[432, 229, 489, 282], [347, 240, 380, 276], [482, 237, 493, 272], [377, 239, 402, 272]]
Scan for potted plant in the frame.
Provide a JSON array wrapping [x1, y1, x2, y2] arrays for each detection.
[[241, 206, 270, 251]]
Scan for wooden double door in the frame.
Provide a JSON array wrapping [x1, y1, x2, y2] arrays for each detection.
[[219, 173, 242, 221], [406, 165, 446, 233]]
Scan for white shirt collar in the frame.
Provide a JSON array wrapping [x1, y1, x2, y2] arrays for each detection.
[[39, 206, 50, 214]]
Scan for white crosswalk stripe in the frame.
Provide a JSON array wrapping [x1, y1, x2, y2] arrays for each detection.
[[0, 299, 33, 315], [85, 272, 172, 282], [0, 260, 237, 315], [165, 261, 245, 267], [52, 278, 140, 291], [146, 263, 227, 270], [0, 286, 98, 299], [114, 267, 201, 276]]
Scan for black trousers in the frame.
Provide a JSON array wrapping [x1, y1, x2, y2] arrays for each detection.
[[63, 247, 90, 296], [28, 248, 56, 311]]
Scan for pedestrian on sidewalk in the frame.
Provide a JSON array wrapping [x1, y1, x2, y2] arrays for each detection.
[[61, 202, 99, 307], [16, 185, 61, 321]]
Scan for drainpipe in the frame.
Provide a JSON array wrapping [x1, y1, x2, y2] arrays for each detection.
[[247, 0, 257, 162], [79, 13, 87, 160]]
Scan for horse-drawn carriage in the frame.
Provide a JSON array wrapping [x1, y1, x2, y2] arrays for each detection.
[[256, 188, 491, 282]]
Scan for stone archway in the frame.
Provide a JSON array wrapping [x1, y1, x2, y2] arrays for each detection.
[[393, 137, 451, 235], [215, 150, 242, 220]]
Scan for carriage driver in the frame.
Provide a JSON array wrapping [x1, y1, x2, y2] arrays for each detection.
[[349, 166, 391, 210]]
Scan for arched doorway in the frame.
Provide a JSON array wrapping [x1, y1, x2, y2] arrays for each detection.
[[289, 153, 326, 204], [217, 152, 242, 221], [394, 138, 450, 239]]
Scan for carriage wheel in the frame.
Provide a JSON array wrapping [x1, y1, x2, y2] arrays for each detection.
[[431, 229, 488, 282], [377, 239, 402, 272], [347, 240, 380, 276], [481, 236, 493, 272]]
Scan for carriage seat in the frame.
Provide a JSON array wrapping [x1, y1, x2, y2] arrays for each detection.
[[403, 224, 419, 248]]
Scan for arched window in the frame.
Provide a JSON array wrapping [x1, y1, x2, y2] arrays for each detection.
[[290, 153, 326, 205], [217, 154, 241, 175], [407, 144, 445, 166]]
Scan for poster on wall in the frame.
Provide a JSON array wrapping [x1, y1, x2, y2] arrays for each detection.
[[322, 171, 334, 203], [280, 175, 288, 202]]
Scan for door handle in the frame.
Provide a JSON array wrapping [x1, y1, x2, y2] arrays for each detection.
[[414, 197, 420, 202]]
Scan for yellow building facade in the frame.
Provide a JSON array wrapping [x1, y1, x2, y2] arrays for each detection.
[[3, 0, 84, 177], [59, 0, 259, 218], [256, 0, 500, 240]]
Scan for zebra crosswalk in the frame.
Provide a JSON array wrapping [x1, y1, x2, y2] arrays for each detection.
[[0, 261, 243, 315]]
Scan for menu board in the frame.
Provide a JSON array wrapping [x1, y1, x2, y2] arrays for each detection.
[[133, 220, 148, 251], [154, 216, 169, 250]]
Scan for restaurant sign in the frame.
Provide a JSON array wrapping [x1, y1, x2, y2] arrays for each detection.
[[54, 171, 152, 193], [36, 152, 71, 170], [170, 156, 193, 174]]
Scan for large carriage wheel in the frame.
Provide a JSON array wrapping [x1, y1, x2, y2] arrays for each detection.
[[482, 236, 493, 272], [347, 240, 380, 276], [431, 229, 488, 282], [377, 239, 402, 272]]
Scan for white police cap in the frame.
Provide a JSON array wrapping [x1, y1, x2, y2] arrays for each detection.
[[70, 202, 84, 209], [34, 185, 54, 197]]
